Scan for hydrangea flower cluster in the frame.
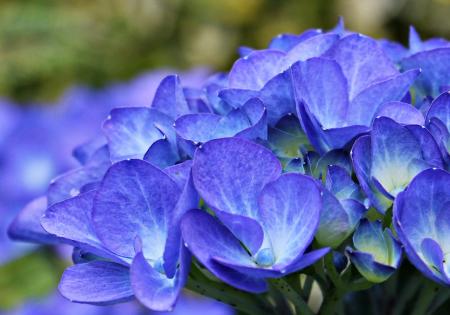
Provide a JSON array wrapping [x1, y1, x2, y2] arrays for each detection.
[[1, 69, 233, 315], [10, 19, 450, 314]]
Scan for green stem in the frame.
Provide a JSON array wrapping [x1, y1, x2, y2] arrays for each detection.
[[411, 280, 441, 315], [186, 278, 268, 315], [392, 275, 421, 315], [302, 275, 314, 300], [187, 263, 270, 315], [270, 278, 314, 315], [319, 287, 343, 315], [324, 253, 342, 289]]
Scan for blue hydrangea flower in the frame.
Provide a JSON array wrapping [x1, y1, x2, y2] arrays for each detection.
[[351, 116, 443, 213], [394, 168, 450, 286], [292, 34, 420, 154], [346, 219, 402, 283], [181, 137, 329, 293], [36, 159, 197, 311], [398, 28, 450, 99]]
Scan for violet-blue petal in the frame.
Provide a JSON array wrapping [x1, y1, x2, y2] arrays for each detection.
[[42, 191, 100, 249], [292, 57, 348, 129], [8, 196, 58, 244], [316, 191, 365, 248], [351, 135, 392, 213], [426, 91, 450, 129], [144, 138, 179, 169], [284, 33, 339, 65], [401, 48, 450, 97], [103, 107, 175, 162], [394, 168, 450, 285], [325, 165, 362, 200], [93, 159, 181, 259], [164, 165, 199, 278], [375, 101, 424, 125], [346, 249, 396, 283], [151, 75, 190, 119], [192, 137, 281, 220], [370, 117, 430, 198], [267, 114, 310, 160], [131, 250, 188, 311], [325, 34, 398, 99], [258, 173, 321, 265], [175, 113, 221, 143], [220, 70, 295, 126], [268, 29, 322, 52], [59, 261, 133, 305], [181, 210, 267, 293], [346, 69, 420, 126], [228, 50, 286, 90], [405, 125, 444, 168]]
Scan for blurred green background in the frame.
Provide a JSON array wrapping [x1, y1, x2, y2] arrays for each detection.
[[1, 0, 449, 103]]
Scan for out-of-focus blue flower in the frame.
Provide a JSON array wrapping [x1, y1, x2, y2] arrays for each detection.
[[315, 165, 366, 248], [181, 137, 328, 293], [351, 116, 443, 213], [394, 168, 450, 286], [346, 219, 402, 283], [0, 293, 233, 315]]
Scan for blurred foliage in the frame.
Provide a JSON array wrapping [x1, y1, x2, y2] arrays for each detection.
[[0, 0, 449, 101], [0, 248, 64, 310]]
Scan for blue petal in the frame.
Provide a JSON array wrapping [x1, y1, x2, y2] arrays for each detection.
[[228, 50, 286, 90], [426, 91, 450, 130], [378, 39, 408, 63], [292, 57, 348, 129], [346, 69, 420, 126], [151, 75, 190, 119], [268, 29, 322, 52], [176, 98, 266, 143], [284, 34, 339, 65], [130, 250, 188, 311], [346, 249, 396, 283], [258, 173, 321, 265], [420, 238, 449, 283], [375, 101, 424, 125], [405, 125, 444, 169], [351, 135, 392, 213], [144, 138, 180, 169], [325, 34, 398, 99], [394, 168, 450, 284], [316, 190, 356, 248], [42, 191, 123, 263], [371, 117, 429, 197], [215, 210, 264, 255], [220, 71, 295, 126], [401, 48, 450, 97], [192, 137, 281, 222], [93, 159, 181, 260], [267, 114, 310, 160], [59, 261, 133, 305], [325, 165, 361, 200], [8, 196, 58, 244], [47, 145, 110, 206], [353, 220, 389, 263], [164, 167, 199, 278], [181, 210, 267, 293], [103, 107, 175, 162]]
